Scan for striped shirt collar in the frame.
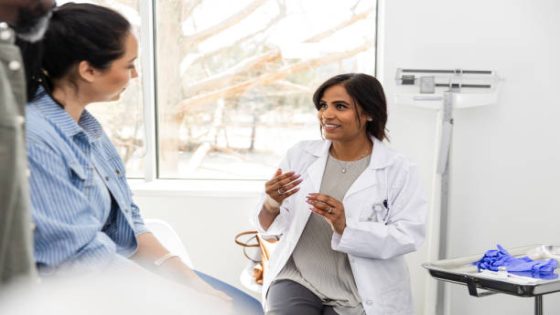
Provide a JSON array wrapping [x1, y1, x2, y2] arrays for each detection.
[[33, 86, 103, 143]]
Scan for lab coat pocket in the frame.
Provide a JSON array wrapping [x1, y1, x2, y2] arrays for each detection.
[[379, 285, 412, 314], [357, 202, 387, 223], [357, 205, 377, 222]]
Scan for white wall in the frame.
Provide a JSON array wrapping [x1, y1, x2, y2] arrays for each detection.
[[380, 0, 560, 314], [132, 183, 262, 300]]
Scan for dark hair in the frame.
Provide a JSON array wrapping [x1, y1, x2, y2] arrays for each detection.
[[312, 73, 388, 141], [16, 38, 44, 100], [31, 3, 130, 98]]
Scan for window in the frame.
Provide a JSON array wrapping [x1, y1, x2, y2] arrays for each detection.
[[55, 0, 377, 180], [156, 0, 378, 179]]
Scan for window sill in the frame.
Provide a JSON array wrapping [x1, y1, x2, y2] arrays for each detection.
[[128, 179, 264, 198]]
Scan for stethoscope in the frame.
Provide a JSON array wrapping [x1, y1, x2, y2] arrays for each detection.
[[366, 199, 390, 224]]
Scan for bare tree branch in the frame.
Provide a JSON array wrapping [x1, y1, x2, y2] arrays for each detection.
[[180, 5, 285, 72], [182, 0, 267, 49], [182, 49, 281, 96], [175, 41, 373, 116], [112, 134, 143, 163], [304, 10, 371, 43], [184, 99, 226, 174], [272, 80, 312, 93], [181, 0, 203, 20]]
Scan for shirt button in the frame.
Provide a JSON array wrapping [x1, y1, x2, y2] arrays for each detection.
[[8, 60, 21, 71], [105, 176, 110, 181], [17, 115, 25, 126], [26, 168, 31, 178], [366, 300, 373, 305]]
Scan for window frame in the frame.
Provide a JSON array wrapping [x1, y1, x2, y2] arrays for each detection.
[[139, 0, 158, 181], [137, 0, 379, 184]]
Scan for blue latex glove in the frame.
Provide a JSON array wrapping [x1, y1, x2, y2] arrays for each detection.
[[475, 244, 558, 276]]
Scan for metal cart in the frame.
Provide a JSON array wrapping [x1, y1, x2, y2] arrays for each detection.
[[423, 245, 560, 315]]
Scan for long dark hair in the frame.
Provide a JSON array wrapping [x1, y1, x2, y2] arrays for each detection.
[[312, 73, 388, 141], [30, 3, 131, 99]]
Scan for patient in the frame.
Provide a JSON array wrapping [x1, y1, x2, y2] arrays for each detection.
[[26, 3, 261, 314]]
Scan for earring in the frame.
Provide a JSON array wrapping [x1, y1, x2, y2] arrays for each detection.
[[367, 117, 373, 122]]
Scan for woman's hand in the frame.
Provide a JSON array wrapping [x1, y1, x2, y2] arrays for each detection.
[[306, 193, 346, 234], [265, 168, 302, 205], [259, 168, 302, 230], [132, 233, 232, 302]]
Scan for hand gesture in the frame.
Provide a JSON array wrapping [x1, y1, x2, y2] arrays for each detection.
[[265, 168, 302, 204], [306, 193, 346, 234]]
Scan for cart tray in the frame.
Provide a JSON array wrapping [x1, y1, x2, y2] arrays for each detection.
[[423, 245, 560, 297]]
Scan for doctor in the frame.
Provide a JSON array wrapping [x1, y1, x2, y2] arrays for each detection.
[[254, 73, 427, 315]]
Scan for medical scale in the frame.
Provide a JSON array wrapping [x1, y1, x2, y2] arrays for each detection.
[[394, 68, 502, 315]]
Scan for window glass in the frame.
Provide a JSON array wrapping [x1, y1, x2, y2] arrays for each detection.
[[156, 0, 377, 179]]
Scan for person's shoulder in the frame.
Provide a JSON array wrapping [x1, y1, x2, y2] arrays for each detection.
[[25, 97, 61, 151], [376, 141, 417, 172], [280, 139, 325, 172], [26, 105, 50, 138]]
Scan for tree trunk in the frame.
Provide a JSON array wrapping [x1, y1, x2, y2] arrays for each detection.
[[157, 0, 184, 176]]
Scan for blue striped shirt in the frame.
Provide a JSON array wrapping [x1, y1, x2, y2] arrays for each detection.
[[26, 87, 149, 273]]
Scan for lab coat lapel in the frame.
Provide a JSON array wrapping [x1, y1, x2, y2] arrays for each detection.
[[344, 138, 391, 199], [304, 141, 330, 192], [287, 142, 330, 246], [344, 167, 377, 199]]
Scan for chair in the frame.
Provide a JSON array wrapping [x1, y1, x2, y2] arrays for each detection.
[[144, 218, 194, 268]]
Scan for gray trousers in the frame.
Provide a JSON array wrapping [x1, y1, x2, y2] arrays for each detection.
[[266, 280, 339, 315]]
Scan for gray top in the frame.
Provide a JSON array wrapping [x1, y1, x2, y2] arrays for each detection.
[[276, 152, 371, 315], [0, 22, 36, 284]]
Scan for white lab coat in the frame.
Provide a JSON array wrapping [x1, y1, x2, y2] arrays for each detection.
[[253, 137, 427, 315]]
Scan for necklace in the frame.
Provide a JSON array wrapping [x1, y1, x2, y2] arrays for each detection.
[[329, 152, 371, 174], [337, 159, 350, 174], [329, 143, 373, 174]]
